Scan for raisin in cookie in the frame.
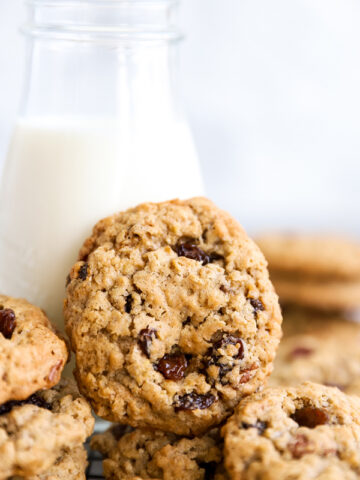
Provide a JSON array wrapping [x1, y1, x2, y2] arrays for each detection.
[[0, 295, 68, 404], [222, 382, 360, 480], [270, 308, 360, 392], [0, 378, 94, 479], [256, 234, 360, 280], [64, 197, 282, 435], [10, 445, 88, 480], [91, 425, 224, 480]]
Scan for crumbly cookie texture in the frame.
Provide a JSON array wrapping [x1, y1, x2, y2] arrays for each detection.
[[0, 295, 68, 404], [0, 378, 94, 479], [256, 234, 360, 279], [222, 382, 360, 480], [270, 308, 360, 392], [10, 445, 88, 480], [268, 274, 360, 311], [64, 197, 282, 435], [91, 425, 224, 480]]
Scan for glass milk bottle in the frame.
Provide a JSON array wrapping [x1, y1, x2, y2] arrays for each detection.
[[0, 0, 204, 332]]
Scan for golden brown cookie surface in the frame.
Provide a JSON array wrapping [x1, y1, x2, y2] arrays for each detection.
[[10, 445, 88, 480], [222, 382, 360, 480], [65, 198, 282, 435], [91, 425, 224, 480], [0, 295, 68, 404], [0, 379, 94, 479]]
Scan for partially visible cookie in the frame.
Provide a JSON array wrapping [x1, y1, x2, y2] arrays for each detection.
[[64, 198, 282, 435], [270, 308, 360, 393], [278, 307, 334, 337], [256, 234, 360, 279], [0, 295, 68, 404], [222, 382, 360, 480], [0, 378, 94, 479], [11, 445, 88, 480], [268, 274, 360, 311], [91, 424, 224, 480]]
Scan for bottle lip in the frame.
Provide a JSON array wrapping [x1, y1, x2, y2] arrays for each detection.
[[22, 0, 183, 43], [25, 0, 180, 5], [21, 27, 183, 43]]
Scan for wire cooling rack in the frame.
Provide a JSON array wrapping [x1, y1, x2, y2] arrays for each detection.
[[85, 439, 104, 479], [86, 420, 109, 479]]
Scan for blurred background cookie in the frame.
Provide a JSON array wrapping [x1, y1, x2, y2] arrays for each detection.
[[268, 275, 360, 312], [256, 234, 360, 313], [270, 307, 360, 394], [256, 234, 360, 279]]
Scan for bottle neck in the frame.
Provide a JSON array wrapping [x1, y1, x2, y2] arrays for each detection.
[[20, 0, 184, 120]]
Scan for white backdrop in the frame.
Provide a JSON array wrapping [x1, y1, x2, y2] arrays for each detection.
[[1, 0, 360, 234]]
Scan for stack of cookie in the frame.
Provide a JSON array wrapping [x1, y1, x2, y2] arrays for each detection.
[[91, 382, 360, 479], [0, 295, 94, 479], [256, 233, 360, 397], [256, 233, 360, 313], [63, 198, 283, 478]]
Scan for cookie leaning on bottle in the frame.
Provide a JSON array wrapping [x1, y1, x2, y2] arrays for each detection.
[[64, 197, 282, 436], [0, 295, 68, 404]]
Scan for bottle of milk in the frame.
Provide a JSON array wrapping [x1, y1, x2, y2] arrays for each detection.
[[0, 0, 204, 332]]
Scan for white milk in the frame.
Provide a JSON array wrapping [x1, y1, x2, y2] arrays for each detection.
[[0, 116, 204, 331]]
